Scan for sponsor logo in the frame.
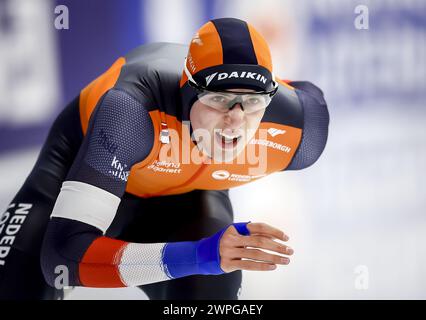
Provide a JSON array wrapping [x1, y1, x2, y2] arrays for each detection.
[[212, 170, 230, 180], [109, 156, 129, 181], [205, 73, 218, 86], [249, 139, 292, 153], [267, 128, 286, 137], [187, 53, 197, 74], [147, 160, 182, 174], [98, 129, 118, 154], [211, 170, 267, 182], [0, 203, 32, 266], [205, 71, 268, 86]]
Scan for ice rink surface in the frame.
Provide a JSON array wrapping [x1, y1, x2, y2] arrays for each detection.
[[1, 106, 425, 299]]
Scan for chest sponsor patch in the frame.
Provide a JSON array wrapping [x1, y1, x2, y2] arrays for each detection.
[[211, 170, 267, 182], [249, 139, 291, 153], [147, 160, 182, 174]]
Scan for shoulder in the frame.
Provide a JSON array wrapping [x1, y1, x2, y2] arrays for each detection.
[[67, 88, 155, 196], [262, 80, 304, 129], [291, 81, 325, 102], [113, 42, 188, 113], [285, 81, 330, 170], [92, 89, 154, 131]]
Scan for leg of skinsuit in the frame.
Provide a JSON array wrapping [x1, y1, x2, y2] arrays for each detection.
[[0, 97, 83, 300], [110, 189, 242, 300]]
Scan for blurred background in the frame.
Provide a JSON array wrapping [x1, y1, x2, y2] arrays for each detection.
[[0, 0, 425, 299]]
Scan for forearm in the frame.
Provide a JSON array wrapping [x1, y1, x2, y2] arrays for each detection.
[[41, 217, 226, 288], [40, 181, 228, 288]]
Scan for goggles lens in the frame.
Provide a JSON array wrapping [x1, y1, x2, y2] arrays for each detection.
[[197, 91, 273, 114]]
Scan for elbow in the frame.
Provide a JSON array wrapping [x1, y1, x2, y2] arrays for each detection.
[[40, 227, 69, 288], [40, 238, 57, 288], [40, 221, 80, 288]]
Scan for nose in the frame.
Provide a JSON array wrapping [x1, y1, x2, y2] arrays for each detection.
[[224, 103, 245, 128]]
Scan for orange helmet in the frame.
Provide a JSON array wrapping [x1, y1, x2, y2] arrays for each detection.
[[180, 18, 277, 120]]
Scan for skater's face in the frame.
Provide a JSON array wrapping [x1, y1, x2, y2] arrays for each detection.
[[190, 89, 265, 162]]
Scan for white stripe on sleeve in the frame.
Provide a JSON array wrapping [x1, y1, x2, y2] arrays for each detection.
[[50, 181, 120, 233], [118, 242, 171, 286]]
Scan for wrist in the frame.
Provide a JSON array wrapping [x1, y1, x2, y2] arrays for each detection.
[[162, 231, 227, 278], [196, 229, 227, 275], [162, 222, 250, 279]]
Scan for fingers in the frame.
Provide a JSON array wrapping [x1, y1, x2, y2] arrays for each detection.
[[220, 222, 294, 273], [236, 235, 294, 255], [228, 248, 290, 265], [247, 222, 289, 241], [230, 259, 277, 271]]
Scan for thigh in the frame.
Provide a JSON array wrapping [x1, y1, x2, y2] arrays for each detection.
[[114, 189, 233, 241], [0, 97, 82, 300], [114, 189, 242, 300]]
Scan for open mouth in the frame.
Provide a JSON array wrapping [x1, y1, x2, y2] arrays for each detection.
[[215, 131, 243, 150]]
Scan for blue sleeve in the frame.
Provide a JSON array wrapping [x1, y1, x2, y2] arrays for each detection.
[[286, 81, 330, 170], [66, 89, 154, 197]]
